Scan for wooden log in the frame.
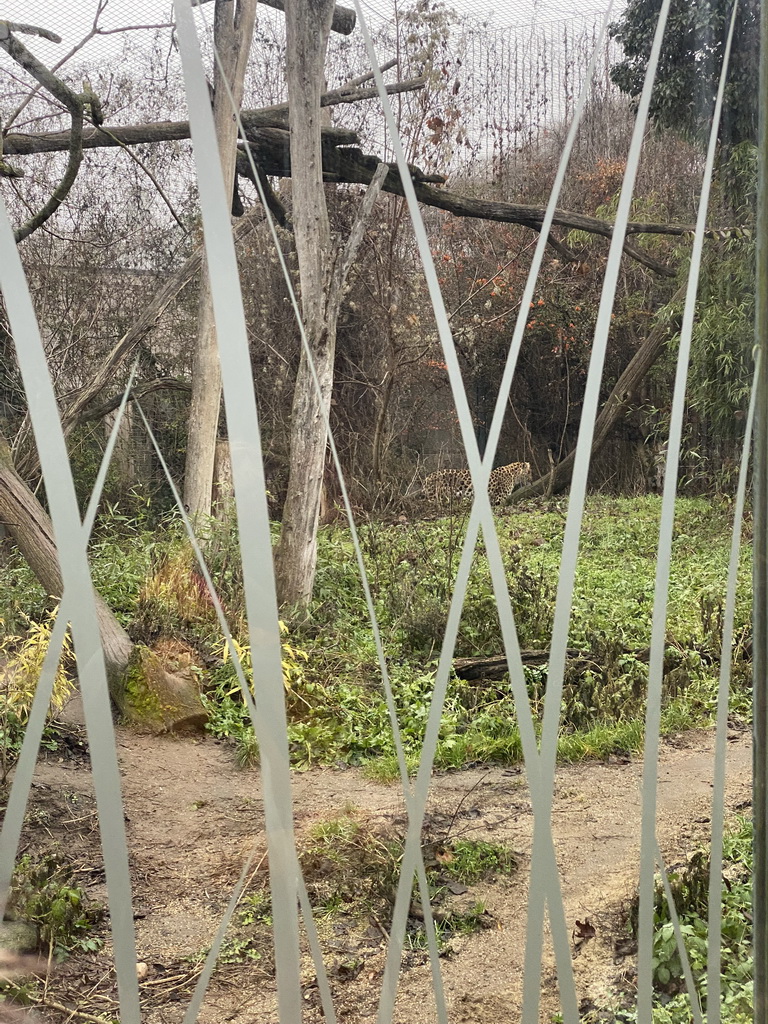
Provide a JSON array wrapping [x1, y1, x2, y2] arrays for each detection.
[[453, 646, 674, 681], [192, 0, 357, 35]]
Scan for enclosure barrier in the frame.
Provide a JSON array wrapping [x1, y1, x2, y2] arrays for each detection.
[[0, 0, 764, 1022]]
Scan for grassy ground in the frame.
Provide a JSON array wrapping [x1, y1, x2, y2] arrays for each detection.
[[0, 494, 754, 1021], [0, 494, 752, 775]]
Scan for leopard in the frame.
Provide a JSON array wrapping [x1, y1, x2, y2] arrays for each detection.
[[422, 461, 532, 506]]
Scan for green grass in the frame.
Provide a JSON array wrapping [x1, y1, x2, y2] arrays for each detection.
[[202, 808, 517, 964], [0, 495, 753, 776]]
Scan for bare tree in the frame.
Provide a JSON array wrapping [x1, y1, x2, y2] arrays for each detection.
[[1, 4, 750, 623], [183, 0, 257, 519], [273, 1, 389, 609]]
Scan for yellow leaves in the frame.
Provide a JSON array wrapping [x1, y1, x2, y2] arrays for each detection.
[[0, 609, 74, 721], [216, 623, 309, 694]]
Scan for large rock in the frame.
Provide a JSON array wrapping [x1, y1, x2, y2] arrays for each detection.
[[123, 640, 208, 735]]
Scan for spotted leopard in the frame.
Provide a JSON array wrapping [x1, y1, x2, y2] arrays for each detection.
[[423, 461, 532, 506]]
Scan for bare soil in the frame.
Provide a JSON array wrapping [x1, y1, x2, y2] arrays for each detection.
[[11, 712, 753, 1024]]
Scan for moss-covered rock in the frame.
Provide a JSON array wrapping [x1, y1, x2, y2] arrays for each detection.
[[123, 641, 207, 734]]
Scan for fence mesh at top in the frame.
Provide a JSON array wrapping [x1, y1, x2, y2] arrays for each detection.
[[0, 0, 622, 178]]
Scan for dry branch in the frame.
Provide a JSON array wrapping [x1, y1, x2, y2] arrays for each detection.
[[5, 68, 738, 275], [454, 645, 681, 682], [511, 285, 686, 500], [80, 377, 192, 423], [14, 210, 263, 480], [1, 77, 425, 155], [0, 23, 91, 240], [0, 20, 61, 42]]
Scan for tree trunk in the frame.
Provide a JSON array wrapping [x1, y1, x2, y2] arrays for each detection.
[[212, 437, 234, 517], [274, 0, 337, 609], [514, 286, 685, 499], [183, 0, 257, 519], [0, 434, 133, 700]]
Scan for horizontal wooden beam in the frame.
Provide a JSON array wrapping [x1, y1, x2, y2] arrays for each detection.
[[191, 0, 356, 35]]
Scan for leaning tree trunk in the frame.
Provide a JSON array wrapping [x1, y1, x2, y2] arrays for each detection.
[[0, 433, 134, 700], [274, 0, 337, 609], [513, 285, 685, 499], [183, 0, 257, 519]]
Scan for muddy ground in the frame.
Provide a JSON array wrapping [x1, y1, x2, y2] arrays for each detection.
[[7, 712, 753, 1024]]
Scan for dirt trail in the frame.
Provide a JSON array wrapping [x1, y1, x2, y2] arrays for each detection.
[[24, 722, 752, 1023]]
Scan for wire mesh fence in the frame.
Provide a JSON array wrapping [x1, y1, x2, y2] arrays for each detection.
[[0, 1, 762, 1023]]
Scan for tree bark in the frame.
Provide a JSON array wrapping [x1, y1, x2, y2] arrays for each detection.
[[274, 2, 389, 607], [193, 0, 356, 35], [184, 0, 257, 519], [0, 433, 133, 700], [512, 286, 685, 500], [274, 0, 337, 609], [212, 437, 234, 516]]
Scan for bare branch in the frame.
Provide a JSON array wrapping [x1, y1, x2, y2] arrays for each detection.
[[96, 22, 175, 35], [81, 377, 192, 423], [253, 163, 290, 227], [3, 4, 173, 132], [332, 161, 389, 300], [14, 113, 84, 242], [0, 25, 89, 241], [59, 209, 262, 431], [94, 124, 188, 231], [0, 27, 81, 114], [0, 20, 61, 43], [339, 58, 398, 90], [3, 78, 427, 155]]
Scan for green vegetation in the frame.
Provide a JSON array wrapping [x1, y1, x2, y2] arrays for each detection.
[[0, 853, 103, 1015], [618, 817, 753, 1024], [0, 495, 752, 779], [212, 808, 516, 964], [610, 0, 758, 153], [6, 853, 103, 959], [0, 613, 74, 783]]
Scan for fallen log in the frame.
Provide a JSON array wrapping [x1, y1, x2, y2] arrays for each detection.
[[454, 650, 584, 681], [451, 645, 721, 682]]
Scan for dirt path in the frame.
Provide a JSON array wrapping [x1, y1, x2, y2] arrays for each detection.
[[24, 722, 752, 1023]]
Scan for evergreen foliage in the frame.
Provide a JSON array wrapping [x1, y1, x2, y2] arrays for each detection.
[[609, 0, 759, 154]]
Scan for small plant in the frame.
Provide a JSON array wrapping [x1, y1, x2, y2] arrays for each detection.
[[0, 612, 74, 783], [201, 624, 310, 761], [299, 811, 401, 916], [415, 837, 515, 946], [215, 935, 262, 965], [624, 817, 753, 1022], [405, 901, 491, 951], [132, 541, 219, 644], [441, 839, 517, 883], [7, 854, 103, 960]]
